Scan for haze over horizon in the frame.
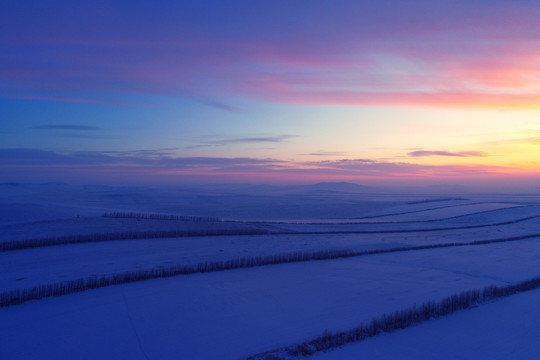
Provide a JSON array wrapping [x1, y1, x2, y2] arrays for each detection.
[[2, 1, 539, 186]]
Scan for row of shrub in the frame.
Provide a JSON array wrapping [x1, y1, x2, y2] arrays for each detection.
[[0, 228, 268, 251], [103, 212, 222, 222], [232, 211, 540, 227], [0, 249, 355, 307], [5, 212, 539, 252], [247, 276, 540, 359], [407, 198, 467, 205], [4, 230, 540, 306], [287, 232, 540, 254]]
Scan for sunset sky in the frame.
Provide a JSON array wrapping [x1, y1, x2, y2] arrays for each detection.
[[1, 0, 539, 185]]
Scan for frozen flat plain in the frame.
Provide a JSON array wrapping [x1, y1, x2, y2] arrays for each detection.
[[2, 217, 540, 292], [1, 183, 539, 359], [312, 288, 540, 360], [2, 241, 540, 360]]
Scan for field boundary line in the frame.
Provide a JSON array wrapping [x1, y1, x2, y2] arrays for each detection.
[[246, 276, 540, 359], [2, 233, 539, 307]]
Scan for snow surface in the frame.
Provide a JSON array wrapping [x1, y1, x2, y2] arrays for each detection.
[[2, 220, 540, 292], [1, 184, 540, 359], [313, 288, 540, 360], [1, 240, 540, 359], [2, 183, 539, 224]]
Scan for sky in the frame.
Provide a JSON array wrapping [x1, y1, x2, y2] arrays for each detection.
[[1, 0, 539, 186]]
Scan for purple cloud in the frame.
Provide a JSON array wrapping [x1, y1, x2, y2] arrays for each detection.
[[2, 1, 539, 108], [408, 151, 487, 157], [0, 149, 283, 169], [201, 100, 239, 112], [301, 151, 348, 156], [186, 135, 298, 149], [0, 148, 511, 184]]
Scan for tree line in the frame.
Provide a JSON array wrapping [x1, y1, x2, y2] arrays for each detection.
[[103, 212, 222, 222], [0, 228, 268, 251], [0, 249, 354, 307], [247, 276, 540, 359]]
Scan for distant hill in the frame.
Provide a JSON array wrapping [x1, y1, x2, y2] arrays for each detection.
[[290, 182, 376, 194]]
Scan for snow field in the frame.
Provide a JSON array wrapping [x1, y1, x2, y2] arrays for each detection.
[[2, 187, 540, 360], [1, 238, 540, 359], [311, 288, 540, 360], [2, 219, 540, 292]]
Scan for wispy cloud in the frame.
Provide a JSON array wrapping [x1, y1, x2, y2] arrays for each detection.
[[218, 135, 297, 144], [55, 134, 109, 139], [300, 151, 348, 156], [303, 158, 426, 175], [102, 148, 179, 157], [301, 158, 506, 177], [3, 2, 540, 109], [201, 100, 239, 112], [0, 148, 518, 183], [256, 91, 540, 110], [407, 150, 487, 157], [2, 94, 155, 107], [0, 148, 283, 169], [33, 125, 100, 131], [186, 135, 298, 149]]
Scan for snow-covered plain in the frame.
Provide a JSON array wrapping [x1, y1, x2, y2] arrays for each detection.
[[2, 216, 540, 292], [1, 183, 539, 359], [312, 288, 540, 360], [2, 241, 540, 359]]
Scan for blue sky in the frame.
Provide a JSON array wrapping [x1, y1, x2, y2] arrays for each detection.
[[1, 0, 539, 184]]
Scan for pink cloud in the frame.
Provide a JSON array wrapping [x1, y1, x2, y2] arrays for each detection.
[[3, 1, 540, 109], [3, 148, 535, 186], [248, 90, 540, 109], [408, 151, 487, 157]]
